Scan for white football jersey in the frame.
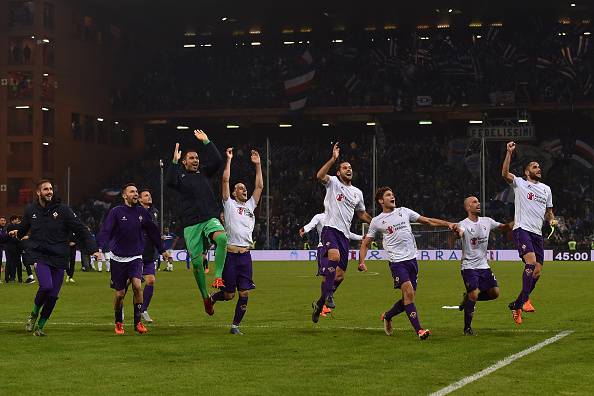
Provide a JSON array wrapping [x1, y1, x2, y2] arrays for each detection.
[[511, 176, 553, 236], [303, 212, 363, 246], [366, 207, 420, 262], [323, 176, 365, 238], [223, 197, 257, 247], [458, 217, 501, 270]]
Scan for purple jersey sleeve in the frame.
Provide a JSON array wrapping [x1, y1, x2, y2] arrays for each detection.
[[141, 208, 165, 254], [96, 208, 117, 250]]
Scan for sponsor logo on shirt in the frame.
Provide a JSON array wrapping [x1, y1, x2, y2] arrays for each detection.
[[122, 216, 127, 221]]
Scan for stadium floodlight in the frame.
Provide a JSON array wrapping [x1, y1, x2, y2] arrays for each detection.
[[332, 39, 343, 43], [585, 32, 591, 35], [97, 117, 104, 122], [251, 42, 262, 46], [278, 123, 292, 128], [15, 105, 30, 109], [571, 3, 576, 6], [476, 35, 482, 39], [419, 120, 432, 125], [183, 44, 196, 48], [322, 123, 330, 127], [43, 73, 49, 76], [41, 107, 50, 111], [366, 122, 376, 126], [469, 120, 483, 124], [42, 142, 50, 146], [518, 119, 529, 123], [42, 38, 50, 43], [226, 124, 240, 129], [221, 17, 228, 21], [114, 121, 119, 125], [284, 41, 295, 45], [200, 44, 212, 47], [176, 125, 189, 130]]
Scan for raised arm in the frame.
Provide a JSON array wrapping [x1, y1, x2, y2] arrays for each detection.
[[165, 143, 183, 189], [502, 141, 516, 184], [251, 150, 264, 204], [195, 129, 223, 178], [222, 147, 233, 201], [316, 142, 340, 185]]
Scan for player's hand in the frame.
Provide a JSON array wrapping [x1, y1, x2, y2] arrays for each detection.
[[194, 129, 208, 142], [226, 147, 233, 160], [332, 142, 340, 161], [173, 143, 182, 163], [92, 251, 103, 261], [21, 235, 29, 240], [251, 150, 261, 165], [299, 227, 305, 237], [162, 250, 171, 262], [506, 141, 516, 153], [8, 230, 18, 238], [550, 218, 558, 227], [447, 223, 457, 231], [358, 262, 368, 272]]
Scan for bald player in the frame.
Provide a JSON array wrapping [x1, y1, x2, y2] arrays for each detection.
[[454, 196, 512, 335]]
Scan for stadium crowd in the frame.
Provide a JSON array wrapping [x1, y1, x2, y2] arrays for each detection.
[[112, 20, 594, 112]]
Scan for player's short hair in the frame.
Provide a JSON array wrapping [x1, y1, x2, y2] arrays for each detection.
[[524, 161, 537, 171], [36, 179, 52, 191], [9, 215, 21, 222], [183, 150, 199, 160], [375, 186, 393, 204], [337, 161, 351, 170], [138, 187, 151, 196], [121, 182, 137, 193]]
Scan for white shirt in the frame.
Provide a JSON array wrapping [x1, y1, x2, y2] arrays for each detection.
[[223, 197, 257, 247], [511, 175, 553, 236], [458, 217, 501, 270], [303, 213, 363, 247], [366, 207, 420, 262], [323, 176, 366, 238]]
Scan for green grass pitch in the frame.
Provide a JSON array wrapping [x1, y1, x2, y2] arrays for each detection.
[[1, 260, 593, 395]]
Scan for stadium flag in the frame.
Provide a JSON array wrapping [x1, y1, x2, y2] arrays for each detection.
[[284, 50, 315, 111]]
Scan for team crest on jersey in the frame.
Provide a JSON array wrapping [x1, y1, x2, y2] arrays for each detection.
[[122, 216, 127, 221], [527, 192, 534, 200], [409, 311, 417, 319], [52, 212, 58, 218], [139, 215, 143, 222], [471, 237, 478, 246], [32, 214, 37, 219], [521, 244, 526, 250]]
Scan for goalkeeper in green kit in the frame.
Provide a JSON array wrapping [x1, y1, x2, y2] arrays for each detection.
[[166, 129, 228, 315]]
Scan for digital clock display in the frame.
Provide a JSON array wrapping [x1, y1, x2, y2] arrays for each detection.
[[552, 250, 592, 261]]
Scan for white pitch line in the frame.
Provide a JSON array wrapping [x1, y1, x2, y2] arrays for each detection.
[[429, 330, 574, 396], [0, 320, 564, 333]]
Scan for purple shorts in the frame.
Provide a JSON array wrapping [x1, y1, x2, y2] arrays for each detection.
[[389, 259, 419, 290], [461, 268, 498, 292], [110, 258, 143, 291], [222, 252, 255, 293], [316, 246, 328, 276], [142, 260, 156, 276], [513, 228, 544, 264], [320, 226, 350, 272]]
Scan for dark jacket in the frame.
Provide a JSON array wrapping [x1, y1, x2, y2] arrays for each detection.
[[165, 140, 223, 228], [5, 223, 23, 253], [142, 205, 160, 262], [17, 199, 98, 269]]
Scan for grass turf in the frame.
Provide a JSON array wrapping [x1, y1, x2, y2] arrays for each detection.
[[1, 260, 593, 395]]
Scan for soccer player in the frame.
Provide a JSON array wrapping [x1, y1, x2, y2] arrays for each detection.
[[161, 226, 177, 271], [359, 187, 456, 340], [299, 212, 363, 316], [10, 180, 100, 336], [454, 196, 511, 335], [210, 148, 263, 335], [97, 183, 169, 335], [166, 129, 228, 315], [138, 188, 160, 323], [311, 142, 372, 323], [502, 141, 556, 325]]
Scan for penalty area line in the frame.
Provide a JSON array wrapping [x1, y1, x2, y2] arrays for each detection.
[[429, 330, 574, 396]]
